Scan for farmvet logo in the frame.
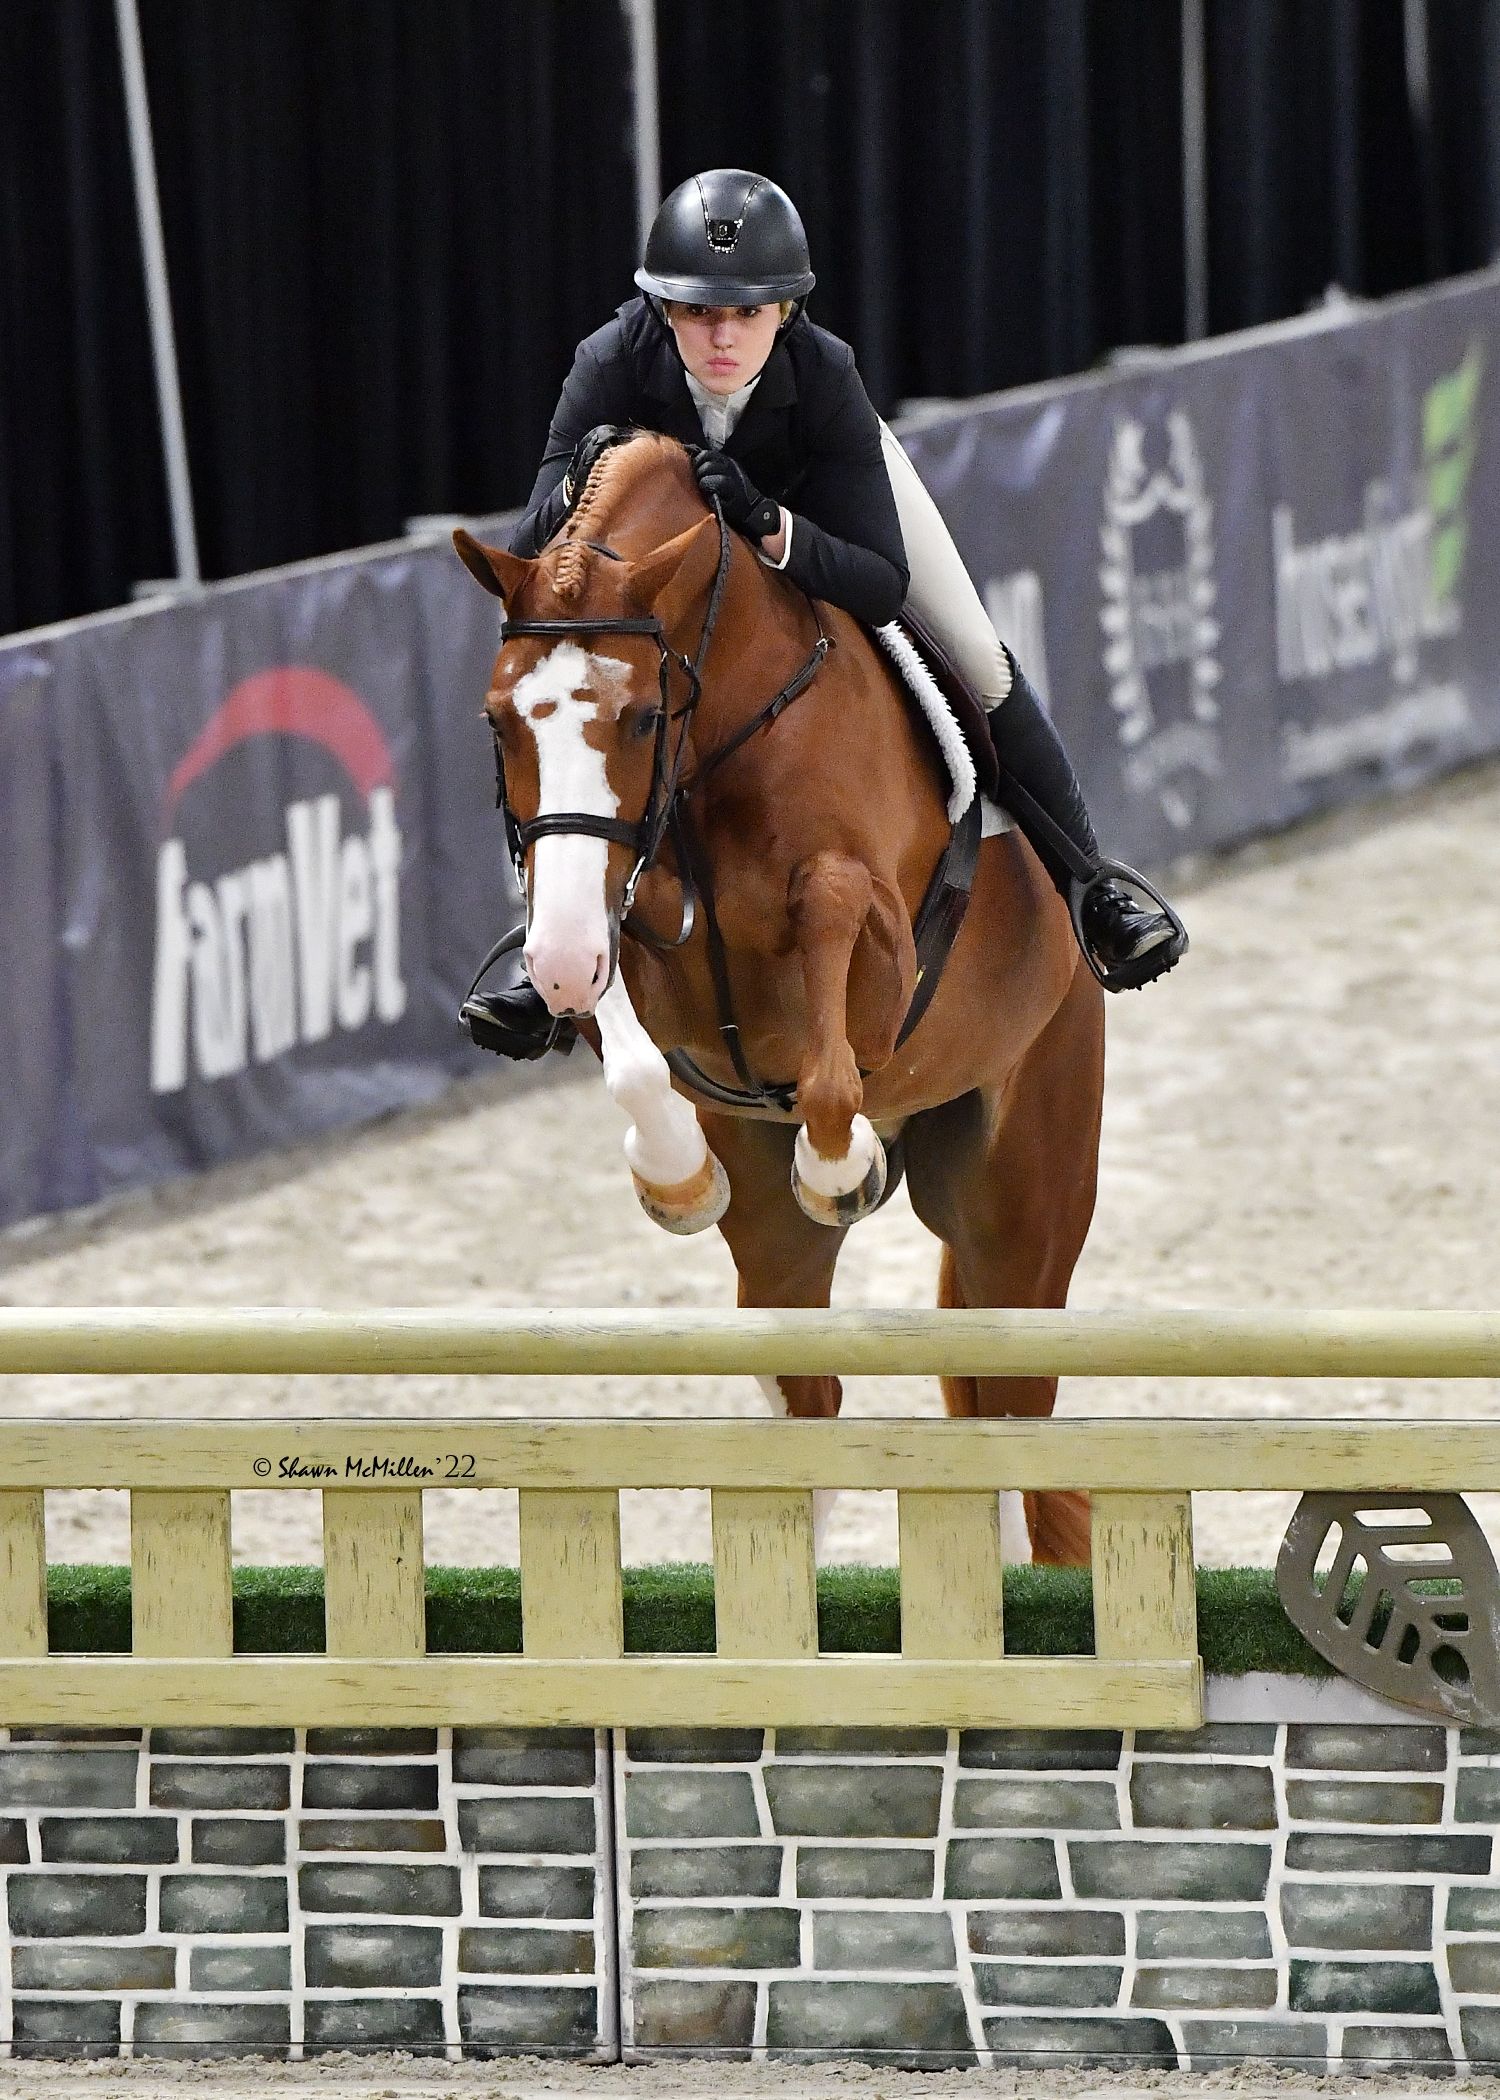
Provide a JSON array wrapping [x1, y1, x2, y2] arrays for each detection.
[[1274, 341, 1482, 782], [149, 668, 407, 1095], [1098, 410, 1222, 830]]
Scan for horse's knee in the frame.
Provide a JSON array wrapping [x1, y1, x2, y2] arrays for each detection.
[[796, 1040, 864, 1158], [606, 1047, 707, 1189], [788, 850, 873, 932], [606, 1046, 670, 1126]]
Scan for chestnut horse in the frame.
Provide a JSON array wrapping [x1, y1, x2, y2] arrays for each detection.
[[455, 431, 1103, 1563]]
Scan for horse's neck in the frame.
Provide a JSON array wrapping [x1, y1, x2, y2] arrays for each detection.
[[603, 464, 703, 562], [693, 542, 813, 742]]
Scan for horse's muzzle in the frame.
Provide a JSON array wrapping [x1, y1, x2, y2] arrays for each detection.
[[525, 910, 620, 1019]]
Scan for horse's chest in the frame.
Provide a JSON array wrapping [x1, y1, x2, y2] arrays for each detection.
[[714, 882, 795, 957]]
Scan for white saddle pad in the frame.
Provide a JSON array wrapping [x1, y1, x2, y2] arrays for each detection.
[[874, 622, 1012, 836]]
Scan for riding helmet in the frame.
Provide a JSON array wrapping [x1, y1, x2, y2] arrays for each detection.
[[635, 169, 815, 307]]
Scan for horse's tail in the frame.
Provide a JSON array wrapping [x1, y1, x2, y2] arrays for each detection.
[[935, 1245, 1092, 1568]]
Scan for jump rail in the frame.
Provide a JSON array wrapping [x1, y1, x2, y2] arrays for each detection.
[[3, 1303, 1500, 1375], [0, 1306, 1496, 1733]]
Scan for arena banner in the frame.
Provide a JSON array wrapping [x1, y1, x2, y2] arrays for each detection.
[[5, 269, 1500, 1228], [0, 528, 519, 1227], [899, 264, 1500, 872], [0, 645, 92, 1222]]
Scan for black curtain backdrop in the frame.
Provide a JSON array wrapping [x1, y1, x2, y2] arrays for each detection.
[[3, 0, 1498, 635]]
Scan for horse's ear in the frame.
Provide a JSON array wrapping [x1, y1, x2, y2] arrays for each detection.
[[628, 516, 722, 634], [452, 528, 530, 602]]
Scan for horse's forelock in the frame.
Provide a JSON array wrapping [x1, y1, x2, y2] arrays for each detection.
[[547, 436, 696, 606]]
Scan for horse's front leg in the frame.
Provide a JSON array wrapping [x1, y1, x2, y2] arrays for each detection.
[[594, 973, 729, 1234], [787, 850, 909, 1227]]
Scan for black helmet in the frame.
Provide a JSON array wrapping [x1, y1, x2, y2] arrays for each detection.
[[635, 169, 815, 307]]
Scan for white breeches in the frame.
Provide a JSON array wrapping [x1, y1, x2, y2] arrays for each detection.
[[879, 419, 1013, 709]]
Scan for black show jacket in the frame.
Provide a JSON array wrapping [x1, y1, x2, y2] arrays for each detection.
[[511, 297, 909, 626]]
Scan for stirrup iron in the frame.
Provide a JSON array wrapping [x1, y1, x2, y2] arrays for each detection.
[[1068, 857, 1189, 991]]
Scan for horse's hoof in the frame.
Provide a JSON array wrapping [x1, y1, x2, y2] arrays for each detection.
[[791, 1118, 887, 1228], [632, 1150, 730, 1235]]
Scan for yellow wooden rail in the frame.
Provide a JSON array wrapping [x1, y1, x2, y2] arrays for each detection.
[[0, 1418, 1491, 1492], [3, 1303, 1500, 1376]]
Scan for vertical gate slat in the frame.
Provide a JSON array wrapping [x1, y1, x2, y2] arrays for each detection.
[[322, 1491, 426, 1657], [712, 1489, 818, 1658], [132, 1490, 233, 1657], [1091, 1491, 1198, 1661], [898, 1489, 1005, 1658], [0, 1492, 48, 1656], [518, 1490, 623, 1657]]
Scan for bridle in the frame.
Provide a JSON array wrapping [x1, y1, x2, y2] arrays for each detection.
[[491, 499, 831, 950], [492, 509, 729, 937]]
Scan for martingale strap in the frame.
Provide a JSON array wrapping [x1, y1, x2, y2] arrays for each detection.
[[665, 794, 984, 1116]]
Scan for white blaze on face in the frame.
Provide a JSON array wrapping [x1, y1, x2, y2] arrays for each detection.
[[514, 643, 633, 1017]]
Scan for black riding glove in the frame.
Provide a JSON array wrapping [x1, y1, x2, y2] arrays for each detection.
[[691, 447, 782, 541], [566, 424, 626, 503], [530, 425, 626, 550]]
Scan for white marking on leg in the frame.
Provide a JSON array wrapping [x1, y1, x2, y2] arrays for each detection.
[[793, 1113, 880, 1198], [514, 644, 632, 1016], [999, 1490, 1033, 1565], [755, 1375, 789, 1417], [755, 1375, 837, 1547], [595, 973, 709, 1188]]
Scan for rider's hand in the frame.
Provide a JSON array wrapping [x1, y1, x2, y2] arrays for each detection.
[[564, 425, 626, 502], [691, 447, 782, 542]]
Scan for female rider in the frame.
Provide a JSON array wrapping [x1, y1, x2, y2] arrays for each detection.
[[468, 169, 1185, 1056]]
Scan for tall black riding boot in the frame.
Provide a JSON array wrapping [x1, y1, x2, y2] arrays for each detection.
[[987, 652, 1187, 991]]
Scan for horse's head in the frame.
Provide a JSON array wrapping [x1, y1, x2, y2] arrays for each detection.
[[454, 437, 721, 1018]]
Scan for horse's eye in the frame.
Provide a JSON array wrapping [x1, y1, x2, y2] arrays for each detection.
[[630, 707, 662, 742]]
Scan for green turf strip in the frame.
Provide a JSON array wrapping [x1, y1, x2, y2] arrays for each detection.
[[43, 1563, 1333, 1676]]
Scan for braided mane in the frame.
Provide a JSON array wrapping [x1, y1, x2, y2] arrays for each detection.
[[548, 432, 693, 605], [551, 442, 637, 605]]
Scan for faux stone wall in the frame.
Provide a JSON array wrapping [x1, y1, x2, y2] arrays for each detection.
[[0, 1725, 615, 2059], [615, 1719, 1500, 2074], [4, 1709, 1497, 2069]]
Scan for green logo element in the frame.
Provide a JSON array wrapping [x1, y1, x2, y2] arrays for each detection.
[[1422, 341, 1483, 606]]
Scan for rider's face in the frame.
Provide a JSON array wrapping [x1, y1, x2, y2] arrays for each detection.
[[665, 302, 782, 396]]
